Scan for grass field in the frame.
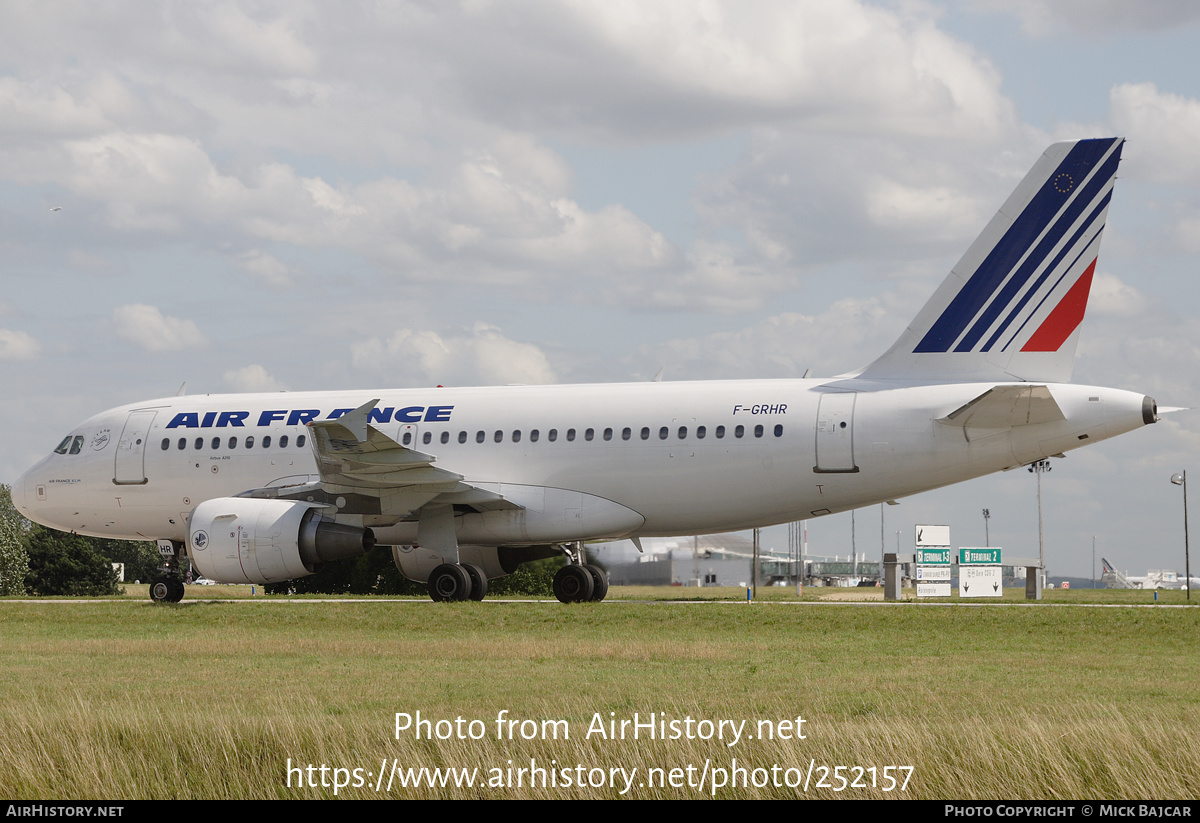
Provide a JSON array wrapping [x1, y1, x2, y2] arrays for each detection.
[[1, 586, 1198, 799]]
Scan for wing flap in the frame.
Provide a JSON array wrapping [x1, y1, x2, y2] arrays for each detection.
[[239, 399, 521, 520]]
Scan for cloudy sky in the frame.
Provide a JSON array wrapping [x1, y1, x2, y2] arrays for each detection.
[[3, 0, 1200, 579]]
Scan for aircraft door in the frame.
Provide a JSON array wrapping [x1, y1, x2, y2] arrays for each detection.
[[114, 411, 157, 484], [397, 424, 419, 448], [814, 392, 858, 473]]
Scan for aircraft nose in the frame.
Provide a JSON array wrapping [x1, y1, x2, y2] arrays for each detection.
[[10, 470, 30, 520]]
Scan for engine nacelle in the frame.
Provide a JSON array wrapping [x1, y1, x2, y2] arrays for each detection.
[[187, 498, 376, 584]]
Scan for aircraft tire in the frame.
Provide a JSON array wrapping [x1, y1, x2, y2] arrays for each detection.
[[462, 563, 488, 601], [429, 563, 471, 602], [583, 565, 608, 602], [553, 565, 595, 604], [149, 577, 173, 603], [169, 578, 186, 602]]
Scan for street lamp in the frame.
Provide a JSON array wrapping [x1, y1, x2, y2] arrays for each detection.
[[1028, 459, 1051, 588], [1171, 471, 1191, 602], [982, 508, 990, 547]]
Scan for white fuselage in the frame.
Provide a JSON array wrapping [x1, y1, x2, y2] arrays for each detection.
[[13, 377, 1152, 547]]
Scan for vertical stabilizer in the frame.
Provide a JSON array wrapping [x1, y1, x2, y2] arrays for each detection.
[[861, 138, 1123, 383]]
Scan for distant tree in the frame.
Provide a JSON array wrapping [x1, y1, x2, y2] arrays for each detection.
[[487, 557, 558, 596], [0, 484, 30, 595], [25, 525, 119, 596], [91, 538, 163, 583]]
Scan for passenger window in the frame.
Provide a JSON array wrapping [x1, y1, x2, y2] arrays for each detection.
[[423, 432, 432, 445], [585, 428, 594, 442], [697, 426, 706, 439], [161, 438, 170, 451], [566, 429, 576, 442], [194, 437, 204, 450], [754, 425, 764, 438], [53, 436, 72, 455], [621, 427, 631, 441], [602, 428, 612, 441], [735, 425, 744, 438], [774, 424, 783, 437], [512, 430, 521, 443], [716, 425, 725, 439], [69, 436, 84, 455], [640, 427, 650, 440], [177, 438, 187, 450], [441, 431, 450, 444], [280, 435, 289, 448], [530, 429, 539, 443], [659, 427, 668, 440], [262, 435, 272, 448], [245, 436, 255, 449], [548, 429, 558, 442], [493, 430, 503, 443], [297, 434, 306, 447], [211, 437, 221, 449], [677, 426, 687, 439], [402, 432, 412, 445], [228, 437, 237, 449], [476, 431, 485, 443], [459, 431, 467, 444]]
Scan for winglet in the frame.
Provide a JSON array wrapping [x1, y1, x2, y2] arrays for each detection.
[[312, 398, 379, 443]]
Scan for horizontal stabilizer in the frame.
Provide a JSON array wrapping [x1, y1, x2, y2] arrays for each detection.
[[937, 385, 1065, 428]]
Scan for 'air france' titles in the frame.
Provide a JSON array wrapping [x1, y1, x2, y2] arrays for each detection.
[[166, 405, 454, 429]]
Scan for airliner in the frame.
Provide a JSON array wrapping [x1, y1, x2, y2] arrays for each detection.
[[13, 138, 1161, 603]]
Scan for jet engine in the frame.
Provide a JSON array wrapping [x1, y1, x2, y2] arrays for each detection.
[[186, 498, 375, 584]]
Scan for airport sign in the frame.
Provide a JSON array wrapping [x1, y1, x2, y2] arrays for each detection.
[[915, 525, 950, 547], [959, 548, 1002, 565], [959, 565, 1002, 597]]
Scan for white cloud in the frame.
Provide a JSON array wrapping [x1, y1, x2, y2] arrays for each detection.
[[1089, 272, 1148, 317], [224, 365, 287, 393], [351, 323, 556, 387], [0, 329, 40, 361], [236, 250, 293, 286], [1110, 83, 1200, 185], [112, 304, 206, 352]]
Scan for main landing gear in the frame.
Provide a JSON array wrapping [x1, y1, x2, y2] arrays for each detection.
[[428, 563, 489, 602], [552, 542, 608, 603], [553, 564, 608, 603]]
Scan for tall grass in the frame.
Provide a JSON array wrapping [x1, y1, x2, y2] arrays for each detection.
[[1, 598, 1197, 798]]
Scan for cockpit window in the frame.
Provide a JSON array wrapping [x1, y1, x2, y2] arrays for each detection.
[[54, 436, 72, 455], [68, 436, 84, 455]]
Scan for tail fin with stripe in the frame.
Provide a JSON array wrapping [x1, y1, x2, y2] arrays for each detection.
[[861, 138, 1124, 383]]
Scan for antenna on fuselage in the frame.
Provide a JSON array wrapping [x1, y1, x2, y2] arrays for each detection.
[[175, 382, 187, 396]]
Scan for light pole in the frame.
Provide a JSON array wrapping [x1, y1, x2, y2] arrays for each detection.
[[1028, 459, 1051, 586], [982, 508, 990, 547], [1171, 471, 1191, 602]]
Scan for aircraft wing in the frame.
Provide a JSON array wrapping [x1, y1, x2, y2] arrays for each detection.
[[240, 399, 521, 522], [937, 385, 1065, 428]]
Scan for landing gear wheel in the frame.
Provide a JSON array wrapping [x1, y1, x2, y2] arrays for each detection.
[[428, 563, 471, 602], [583, 565, 608, 602], [168, 578, 185, 602], [553, 565, 595, 603], [462, 564, 488, 601], [150, 577, 173, 603]]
